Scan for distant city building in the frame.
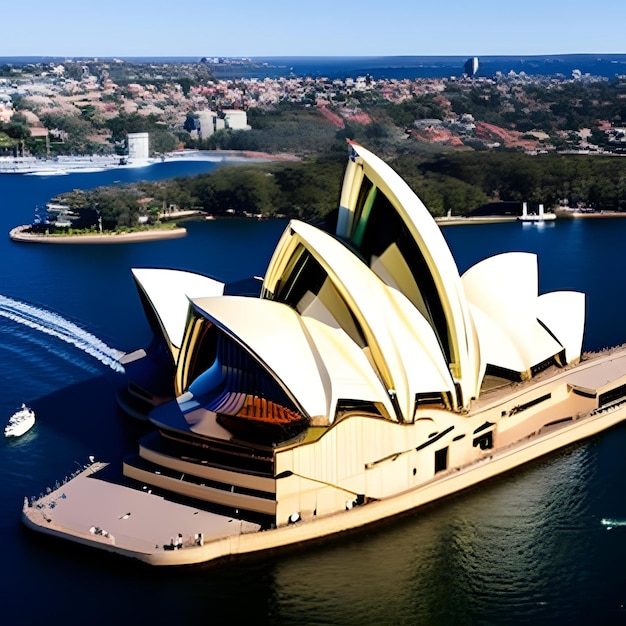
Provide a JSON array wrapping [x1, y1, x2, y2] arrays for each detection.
[[196, 111, 219, 138], [223, 109, 250, 131], [464, 57, 479, 77], [414, 119, 444, 129], [196, 109, 250, 139]]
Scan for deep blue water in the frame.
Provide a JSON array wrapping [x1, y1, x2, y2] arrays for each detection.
[[3, 165, 626, 624], [4, 54, 626, 80], [242, 54, 626, 80]]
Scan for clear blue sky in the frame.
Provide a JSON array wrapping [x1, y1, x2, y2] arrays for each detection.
[[3, 0, 625, 58]]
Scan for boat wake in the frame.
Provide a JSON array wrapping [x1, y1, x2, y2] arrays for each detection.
[[601, 518, 626, 530], [0, 294, 125, 373]]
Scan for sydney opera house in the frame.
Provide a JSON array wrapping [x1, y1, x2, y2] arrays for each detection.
[[23, 143, 626, 565]]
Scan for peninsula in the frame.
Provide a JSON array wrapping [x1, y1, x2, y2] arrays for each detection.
[[9, 224, 187, 244]]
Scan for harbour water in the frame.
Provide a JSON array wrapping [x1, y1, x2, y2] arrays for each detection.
[[3, 164, 626, 624], [7, 54, 626, 80], [228, 54, 626, 80]]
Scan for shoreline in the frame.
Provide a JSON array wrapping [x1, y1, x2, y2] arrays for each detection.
[[435, 215, 518, 226], [9, 224, 187, 244], [0, 149, 300, 175], [554, 208, 626, 219], [6, 149, 296, 244]]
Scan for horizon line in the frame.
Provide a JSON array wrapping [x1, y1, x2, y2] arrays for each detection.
[[2, 52, 626, 60]]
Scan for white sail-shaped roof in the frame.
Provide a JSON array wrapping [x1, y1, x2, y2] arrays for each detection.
[[132, 268, 224, 352], [333, 142, 481, 409], [128, 144, 586, 430], [191, 296, 328, 419], [537, 290, 585, 365], [298, 317, 398, 421], [190, 295, 401, 421], [263, 220, 456, 422], [462, 252, 577, 377]]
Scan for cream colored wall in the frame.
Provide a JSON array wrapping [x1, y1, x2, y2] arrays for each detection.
[[274, 410, 477, 519], [138, 441, 275, 493], [275, 473, 358, 526], [124, 462, 276, 516], [273, 374, 607, 523], [495, 395, 597, 448]]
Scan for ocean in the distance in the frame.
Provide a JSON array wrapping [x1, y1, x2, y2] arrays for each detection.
[[5, 54, 626, 80], [4, 162, 626, 624], [225, 54, 626, 80]]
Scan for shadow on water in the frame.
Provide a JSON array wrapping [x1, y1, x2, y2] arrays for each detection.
[[27, 372, 147, 458]]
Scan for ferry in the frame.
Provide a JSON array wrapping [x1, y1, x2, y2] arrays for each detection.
[[5, 404, 35, 438]]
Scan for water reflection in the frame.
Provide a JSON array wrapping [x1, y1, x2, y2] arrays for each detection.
[[265, 443, 598, 623]]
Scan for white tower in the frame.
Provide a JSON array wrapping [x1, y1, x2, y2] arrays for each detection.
[[127, 132, 150, 161]]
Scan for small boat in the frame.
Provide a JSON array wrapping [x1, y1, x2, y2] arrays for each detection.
[[5, 404, 35, 438]]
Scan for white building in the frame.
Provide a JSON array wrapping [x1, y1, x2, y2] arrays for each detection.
[[197, 109, 250, 139], [197, 111, 218, 138], [127, 132, 150, 160], [30, 143, 626, 569], [223, 109, 250, 131]]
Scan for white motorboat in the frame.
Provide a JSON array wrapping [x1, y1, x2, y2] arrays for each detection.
[[5, 404, 35, 438]]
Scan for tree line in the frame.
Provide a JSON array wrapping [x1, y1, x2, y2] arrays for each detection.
[[49, 148, 626, 232], [414, 151, 626, 211]]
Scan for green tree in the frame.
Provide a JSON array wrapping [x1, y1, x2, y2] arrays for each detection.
[[178, 77, 193, 96], [387, 95, 445, 128], [150, 130, 179, 155], [1, 113, 30, 140], [105, 112, 163, 143]]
